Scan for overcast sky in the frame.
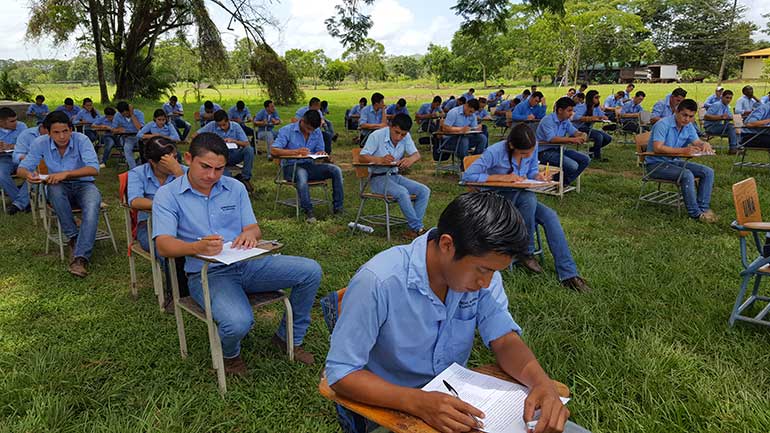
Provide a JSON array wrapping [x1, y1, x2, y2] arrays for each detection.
[[0, 0, 767, 61]]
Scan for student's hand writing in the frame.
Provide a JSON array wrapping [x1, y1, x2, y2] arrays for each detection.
[[194, 235, 224, 256], [412, 391, 484, 433], [381, 154, 396, 165], [523, 383, 569, 433], [114, 127, 125, 133], [296, 147, 310, 156], [45, 172, 68, 184], [232, 231, 259, 249], [461, 126, 471, 133], [536, 172, 550, 181], [397, 158, 414, 169], [527, 114, 536, 120], [26, 172, 43, 184]]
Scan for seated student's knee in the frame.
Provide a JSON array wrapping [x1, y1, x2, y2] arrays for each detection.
[[417, 182, 431, 198], [220, 312, 254, 341]]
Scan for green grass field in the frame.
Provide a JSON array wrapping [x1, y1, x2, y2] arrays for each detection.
[[2, 81, 770, 432]]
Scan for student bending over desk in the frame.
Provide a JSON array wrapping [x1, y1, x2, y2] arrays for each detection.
[[535, 97, 589, 186]]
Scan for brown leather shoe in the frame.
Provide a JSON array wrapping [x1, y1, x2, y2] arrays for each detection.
[[402, 228, 426, 241], [518, 255, 544, 274], [271, 334, 315, 365], [68, 257, 88, 278], [561, 276, 592, 293], [223, 355, 248, 376], [68, 237, 77, 262], [728, 148, 739, 155]]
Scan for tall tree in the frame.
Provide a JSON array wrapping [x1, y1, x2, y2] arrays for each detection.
[[342, 38, 385, 89], [284, 49, 329, 89], [422, 44, 454, 89]]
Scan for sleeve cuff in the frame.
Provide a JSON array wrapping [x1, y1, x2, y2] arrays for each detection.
[[480, 310, 521, 347], [325, 363, 364, 387]]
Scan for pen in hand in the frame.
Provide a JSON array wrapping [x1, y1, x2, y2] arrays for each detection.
[[442, 380, 483, 429]]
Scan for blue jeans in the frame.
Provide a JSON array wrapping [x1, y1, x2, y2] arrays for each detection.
[[186, 255, 321, 358], [535, 202, 578, 281], [227, 146, 254, 181], [284, 163, 344, 213], [322, 131, 333, 154], [122, 136, 140, 169], [579, 127, 612, 159], [496, 190, 537, 255], [538, 148, 590, 186], [325, 119, 336, 136], [83, 129, 98, 143], [646, 160, 714, 218], [171, 117, 191, 141], [100, 135, 115, 164], [369, 174, 430, 231], [705, 122, 737, 148], [46, 181, 102, 260], [442, 134, 488, 159], [0, 156, 29, 209]]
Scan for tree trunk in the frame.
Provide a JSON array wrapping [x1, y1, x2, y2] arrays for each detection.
[[86, 0, 110, 103], [717, 0, 738, 85], [482, 64, 487, 88]]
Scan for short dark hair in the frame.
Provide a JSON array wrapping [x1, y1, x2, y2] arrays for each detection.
[[554, 97, 576, 111], [468, 88, 475, 93], [0, 107, 17, 120], [204, 100, 214, 110], [169, 95, 178, 102], [627, 83, 635, 89], [396, 98, 406, 108], [568, 88, 576, 93], [320, 100, 329, 110], [391, 113, 412, 131], [43, 111, 71, 130], [309, 97, 321, 106], [671, 88, 687, 98], [531, 91, 544, 99], [35, 94, 45, 102], [432, 96, 442, 104], [478, 97, 487, 104], [144, 137, 177, 163], [635, 91, 646, 98], [303, 109, 322, 129], [677, 99, 698, 112], [498, 89, 505, 94], [116, 101, 130, 113], [190, 132, 228, 159], [615, 91, 625, 97], [153, 108, 167, 119], [264, 100, 273, 108], [64, 97, 74, 106], [436, 192, 529, 260], [723, 90, 734, 97], [213, 109, 228, 122], [104, 107, 116, 116], [522, 89, 531, 97], [466, 99, 480, 110], [371, 92, 384, 104], [236, 100, 245, 110], [457, 96, 467, 105], [359, 97, 367, 104]]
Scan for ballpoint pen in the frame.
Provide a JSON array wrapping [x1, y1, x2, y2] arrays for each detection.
[[442, 380, 483, 428]]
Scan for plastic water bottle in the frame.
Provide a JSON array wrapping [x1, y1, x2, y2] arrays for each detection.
[[348, 222, 374, 233]]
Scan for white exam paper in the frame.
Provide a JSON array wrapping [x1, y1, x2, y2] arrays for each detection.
[[225, 142, 238, 150], [198, 242, 269, 265]]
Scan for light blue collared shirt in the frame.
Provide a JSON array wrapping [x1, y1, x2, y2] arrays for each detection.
[[254, 108, 281, 132], [735, 95, 761, 115], [136, 121, 180, 141], [462, 140, 539, 183], [112, 110, 146, 133], [27, 103, 49, 122], [19, 132, 99, 181], [360, 127, 418, 175], [198, 121, 248, 142], [73, 108, 100, 125], [442, 99, 457, 112], [762, 96, 770, 105], [54, 105, 81, 119], [704, 101, 732, 129], [152, 174, 256, 273], [325, 230, 520, 388], [0, 122, 27, 145], [360, 105, 384, 126], [416, 103, 440, 116], [163, 102, 184, 118], [743, 103, 770, 135], [620, 100, 644, 115], [475, 109, 490, 121], [535, 113, 578, 151], [349, 104, 365, 117], [128, 163, 187, 222], [651, 96, 676, 120], [496, 100, 513, 113], [445, 106, 477, 128], [703, 94, 721, 109], [646, 115, 699, 165], [198, 103, 222, 117], [272, 122, 325, 167], [13, 126, 43, 164], [385, 104, 409, 117], [510, 101, 545, 121], [461, 92, 475, 101], [295, 106, 324, 120], [571, 104, 604, 129], [228, 106, 251, 123], [604, 95, 623, 108]]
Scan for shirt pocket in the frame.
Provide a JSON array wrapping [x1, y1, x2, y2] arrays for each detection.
[[218, 204, 237, 216], [446, 317, 477, 365]]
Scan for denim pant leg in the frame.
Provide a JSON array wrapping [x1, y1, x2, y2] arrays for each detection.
[[240, 254, 322, 345], [306, 163, 344, 210], [539, 148, 588, 185], [706, 123, 737, 148], [227, 147, 254, 180], [101, 136, 115, 164], [497, 190, 537, 255], [395, 175, 430, 230], [284, 164, 313, 213], [536, 202, 578, 281], [0, 156, 26, 208], [187, 265, 255, 358], [70, 182, 102, 260], [370, 175, 429, 231], [325, 119, 336, 136], [322, 131, 333, 154], [646, 162, 700, 218], [677, 160, 714, 213], [173, 118, 191, 141], [469, 133, 488, 154], [46, 183, 78, 240], [123, 136, 139, 169], [451, 136, 470, 158]]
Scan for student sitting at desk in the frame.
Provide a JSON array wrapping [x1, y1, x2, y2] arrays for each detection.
[[601, 91, 624, 122], [486, 89, 505, 108], [272, 110, 344, 223], [461, 88, 475, 101], [646, 99, 716, 223], [703, 89, 738, 154], [72, 98, 100, 143], [494, 97, 519, 128], [463, 124, 592, 292], [294, 97, 335, 153], [385, 98, 409, 121], [703, 87, 723, 109], [535, 97, 589, 186], [253, 100, 282, 150], [651, 88, 687, 124], [191, 109, 254, 193], [137, 109, 180, 144], [359, 113, 430, 240], [622, 83, 635, 103], [228, 100, 253, 139], [741, 101, 770, 149], [442, 98, 488, 162], [27, 94, 49, 124], [475, 97, 493, 140], [54, 97, 81, 121], [358, 92, 388, 146], [91, 107, 117, 169], [197, 100, 221, 127], [325, 192, 588, 433], [153, 133, 322, 371], [735, 85, 761, 118], [510, 91, 546, 125], [163, 95, 191, 141], [0, 107, 29, 215], [415, 96, 442, 133], [761, 91, 770, 106], [619, 91, 646, 133], [572, 90, 612, 161], [113, 101, 146, 169], [347, 97, 367, 130], [18, 111, 102, 277]]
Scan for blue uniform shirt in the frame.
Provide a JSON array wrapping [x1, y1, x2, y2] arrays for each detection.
[[604, 95, 622, 108], [651, 96, 676, 120], [535, 113, 578, 151], [475, 109, 490, 121], [571, 104, 604, 129], [13, 126, 43, 164], [54, 105, 81, 119], [27, 103, 49, 122], [461, 92, 475, 101], [163, 102, 184, 118], [487, 92, 500, 105], [444, 106, 477, 128], [272, 122, 325, 167], [735, 96, 760, 114], [112, 110, 146, 133], [254, 108, 281, 132], [0, 122, 27, 145], [152, 174, 257, 273], [127, 163, 187, 222], [645, 115, 699, 165], [496, 100, 513, 114], [199, 103, 222, 117], [704, 101, 732, 129], [761, 96, 770, 105], [349, 104, 365, 117], [441, 99, 456, 112], [703, 94, 721, 109], [325, 230, 521, 388], [743, 103, 770, 135], [416, 103, 439, 117], [462, 140, 539, 183], [136, 121, 180, 141], [360, 127, 418, 175], [73, 108, 100, 125], [510, 101, 545, 121], [359, 105, 384, 126], [19, 132, 99, 181], [228, 106, 251, 122], [621, 100, 644, 115], [92, 115, 114, 129], [385, 104, 410, 117], [295, 106, 324, 120], [198, 121, 248, 142]]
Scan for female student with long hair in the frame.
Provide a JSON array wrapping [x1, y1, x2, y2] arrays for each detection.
[[572, 89, 612, 161], [72, 97, 100, 143]]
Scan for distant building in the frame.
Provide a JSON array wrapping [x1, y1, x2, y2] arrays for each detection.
[[740, 48, 770, 80]]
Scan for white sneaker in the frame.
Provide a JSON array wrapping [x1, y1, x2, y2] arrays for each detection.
[[99, 163, 106, 169]]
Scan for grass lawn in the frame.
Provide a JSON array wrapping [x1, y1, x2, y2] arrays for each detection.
[[2, 82, 770, 432]]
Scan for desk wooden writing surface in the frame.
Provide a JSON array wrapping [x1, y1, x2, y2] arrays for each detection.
[[463, 180, 558, 189], [318, 364, 569, 433]]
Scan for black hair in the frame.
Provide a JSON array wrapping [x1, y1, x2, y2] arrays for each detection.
[[144, 136, 177, 163], [635, 91, 646, 98], [466, 99, 480, 110], [531, 91, 544, 100], [64, 97, 74, 106], [0, 107, 17, 120], [303, 109, 322, 129], [116, 101, 130, 113], [615, 91, 625, 97], [371, 92, 384, 104], [391, 113, 412, 131], [579, 83, 588, 90], [506, 123, 536, 173], [169, 95, 178, 102], [522, 89, 531, 97], [264, 100, 273, 108], [448, 95, 455, 101], [530, 85, 537, 90], [104, 107, 116, 116], [309, 97, 321, 106], [359, 97, 367, 104], [43, 111, 71, 131], [568, 88, 576, 93], [457, 96, 467, 105], [396, 98, 406, 108], [436, 192, 529, 260], [627, 83, 635, 89], [677, 99, 698, 112], [204, 100, 214, 110], [723, 90, 734, 97], [512, 98, 521, 105], [574, 93, 585, 101], [36, 95, 45, 102], [320, 100, 329, 110], [82, 97, 97, 118], [741, 85, 752, 95], [498, 89, 505, 94], [153, 108, 167, 119], [432, 96, 442, 104], [468, 88, 475, 93], [585, 89, 600, 115], [236, 100, 245, 110], [189, 132, 228, 159], [671, 88, 687, 98], [478, 97, 487, 104], [554, 96, 576, 111], [213, 109, 228, 122]]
